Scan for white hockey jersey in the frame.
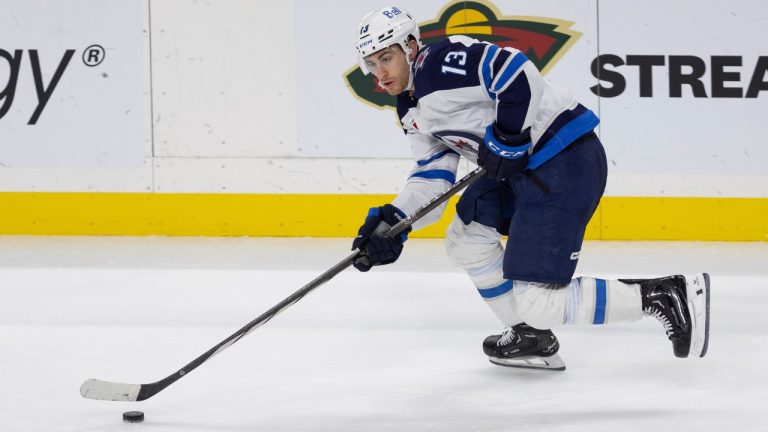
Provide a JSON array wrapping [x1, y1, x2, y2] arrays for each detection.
[[391, 36, 599, 230]]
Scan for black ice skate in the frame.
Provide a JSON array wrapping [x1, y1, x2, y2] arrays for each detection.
[[483, 324, 566, 371], [622, 273, 710, 358]]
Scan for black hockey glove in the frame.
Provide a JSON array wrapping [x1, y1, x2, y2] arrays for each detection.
[[351, 204, 411, 272], [478, 123, 532, 181]]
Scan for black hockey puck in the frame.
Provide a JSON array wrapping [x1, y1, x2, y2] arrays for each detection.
[[122, 411, 144, 423]]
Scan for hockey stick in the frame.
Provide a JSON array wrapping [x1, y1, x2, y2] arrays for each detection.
[[80, 166, 486, 402]]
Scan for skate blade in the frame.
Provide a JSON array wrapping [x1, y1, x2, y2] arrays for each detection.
[[685, 273, 711, 358], [489, 353, 566, 371]]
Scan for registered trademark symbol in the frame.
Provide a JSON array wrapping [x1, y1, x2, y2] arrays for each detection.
[[82, 44, 105, 67]]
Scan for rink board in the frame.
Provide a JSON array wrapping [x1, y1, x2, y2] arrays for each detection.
[[0, 193, 766, 241]]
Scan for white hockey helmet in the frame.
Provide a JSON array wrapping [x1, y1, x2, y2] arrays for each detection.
[[356, 6, 421, 75]]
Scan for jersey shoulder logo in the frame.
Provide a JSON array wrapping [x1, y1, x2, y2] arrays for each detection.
[[344, 0, 582, 110], [414, 46, 431, 73]]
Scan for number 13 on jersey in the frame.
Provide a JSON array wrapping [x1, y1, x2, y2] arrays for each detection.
[[442, 51, 467, 76]]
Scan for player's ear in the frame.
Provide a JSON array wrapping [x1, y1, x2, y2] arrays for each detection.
[[407, 39, 419, 61]]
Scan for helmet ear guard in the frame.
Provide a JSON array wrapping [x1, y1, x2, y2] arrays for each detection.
[[356, 6, 420, 75]]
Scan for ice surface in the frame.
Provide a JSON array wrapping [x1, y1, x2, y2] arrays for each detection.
[[1, 236, 767, 431]]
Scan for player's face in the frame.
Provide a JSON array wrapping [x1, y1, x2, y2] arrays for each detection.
[[364, 46, 410, 95]]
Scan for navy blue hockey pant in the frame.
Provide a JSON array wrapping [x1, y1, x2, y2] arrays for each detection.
[[456, 132, 607, 285]]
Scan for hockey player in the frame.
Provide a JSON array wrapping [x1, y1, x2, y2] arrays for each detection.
[[350, 6, 710, 370]]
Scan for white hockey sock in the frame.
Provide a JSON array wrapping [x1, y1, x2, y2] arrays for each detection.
[[445, 219, 523, 327], [468, 248, 524, 326], [479, 287, 524, 328], [565, 277, 643, 325]]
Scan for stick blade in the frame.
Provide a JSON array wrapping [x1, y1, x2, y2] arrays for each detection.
[[80, 378, 142, 401]]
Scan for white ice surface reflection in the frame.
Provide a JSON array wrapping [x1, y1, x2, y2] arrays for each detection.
[[1, 236, 767, 432]]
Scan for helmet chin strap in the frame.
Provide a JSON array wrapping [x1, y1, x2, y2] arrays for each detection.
[[404, 44, 416, 91], [405, 71, 414, 91]]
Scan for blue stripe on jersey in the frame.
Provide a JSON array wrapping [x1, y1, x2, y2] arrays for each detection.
[[416, 149, 459, 166], [527, 109, 600, 170], [409, 169, 456, 184], [481, 45, 499, 100], [542, 104, 588, 140], [593, 278, 607, 324], [491, 52, 528, 93], [478, 280, 513, 299]]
